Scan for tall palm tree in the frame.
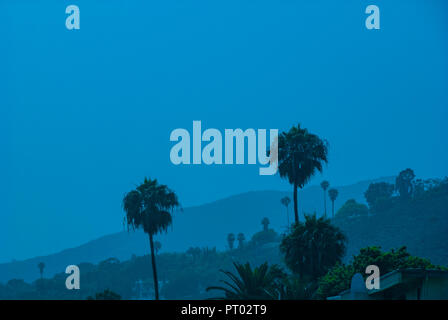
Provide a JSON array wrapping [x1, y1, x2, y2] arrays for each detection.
[[280, 196, 291, 230], [237, 233, 245, 249], [277, 124, 329, 223], [227, 233, 235, 250], [328, 188, 339, 218], [37, 262, 45, 279], [320, 180, 330, 217], [206, 262, 284, 300], [261, 217, 270, 232], [122, 177, 180, 300]]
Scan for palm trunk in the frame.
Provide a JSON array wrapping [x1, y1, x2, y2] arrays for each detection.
[[323, 191, 327, 217], [149, 234, 159, 300], [332, 200, 335, 218], [293, 182, 299, 223]]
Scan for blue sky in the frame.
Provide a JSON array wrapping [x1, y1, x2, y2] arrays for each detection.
[[1, 0, 447, 262]]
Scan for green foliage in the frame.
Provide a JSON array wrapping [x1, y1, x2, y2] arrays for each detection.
[[280, 214, 346, 279], [316, 246, 446, 299], [336, 199, 368, 218], [275, 275, 317, 300]]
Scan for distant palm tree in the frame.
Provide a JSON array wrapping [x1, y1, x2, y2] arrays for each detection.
[[123, 177, 180, 300], [277, 124, 329, 223], [320, 181, 330, 217], [328, 188, 339, 218], [261, 217, 270, 232], [154, 241, 162, 255], [227, 233, 235, 250], [37, 262, 45, 279], [206, 262, 284, 299], [237, 233, 245, 249], [280, 196, 291, 230]]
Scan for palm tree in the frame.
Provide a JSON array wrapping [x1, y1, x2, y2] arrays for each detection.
[[277, 124, 329, 223], [280, 196, 291, 230], [328, 188, 339, 218], [227, 233, 235, 250], [154, 241, 162, 255], [320, 180, 330, 217], [280, 214, 346, 279], [261, 217, 270, 232], [37, 262, 45, 279], [206, 262, 284, 299], [122, 177, 180, 300], [237, 233, 245, 249]]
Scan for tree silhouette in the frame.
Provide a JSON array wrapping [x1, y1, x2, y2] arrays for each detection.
[[37, 262, 45, 279], [186, 247, 201, 259], [122, 177, 180, 300], [317, 246, 443, 299], [320, 180, 330, 217], [277, 124, 329, 223], [237, 233, 245, 249], [87, 289, 121, 300], [280, 214, 346, 280], [227, 233, 235, 250], [336, 199, 368, 218], [280, 196, 291, 230], [328, 188, 339, 218], [364, 182, 394, 211], [261, 217, 270, 232], [395, 168, 416, 199], [206, 262, 284, 300]]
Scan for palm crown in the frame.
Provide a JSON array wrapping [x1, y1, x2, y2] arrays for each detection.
[[277, 124, 328, 223], [123, 178, 179, 235], [122, 177, 179, 300]]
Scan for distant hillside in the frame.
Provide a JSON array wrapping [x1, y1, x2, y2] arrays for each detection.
[[0, 177, 395, 283], [334, 186, 448, 267]]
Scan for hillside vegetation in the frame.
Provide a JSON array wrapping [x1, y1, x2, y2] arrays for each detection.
[[1, 176, 446, 299]]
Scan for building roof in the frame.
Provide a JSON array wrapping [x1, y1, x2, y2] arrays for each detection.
[[368, 268, 448, 295], [328, 268, 448, 299]]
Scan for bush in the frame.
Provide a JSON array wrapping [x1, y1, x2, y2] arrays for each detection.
[[336, 199, 368, 218]]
